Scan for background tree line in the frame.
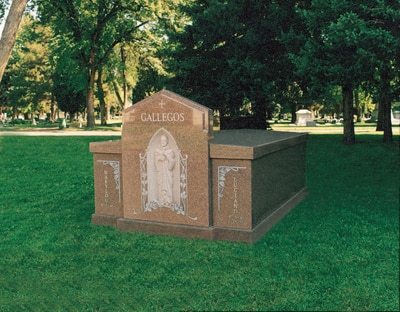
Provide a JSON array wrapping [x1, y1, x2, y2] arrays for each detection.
[[0, 0, 399, 143]]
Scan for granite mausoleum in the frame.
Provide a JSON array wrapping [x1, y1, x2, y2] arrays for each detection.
[[90, 90, 307, 243]]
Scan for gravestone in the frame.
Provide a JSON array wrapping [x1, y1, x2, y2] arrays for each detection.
[[392, 110, 400, 125], [306, 120, 317, 127], [90, 90, 307, 243]]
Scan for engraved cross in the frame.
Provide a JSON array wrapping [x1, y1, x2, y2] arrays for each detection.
[[159, 100, 166, 109]]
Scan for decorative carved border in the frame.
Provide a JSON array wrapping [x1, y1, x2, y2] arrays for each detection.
[[98, 160, 121, 203], [140, 150, 195, 220], [217, 166, 246, 212]]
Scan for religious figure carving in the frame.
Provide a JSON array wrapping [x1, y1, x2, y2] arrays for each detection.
[[154, 135, 176, 205], [139, 128, 196, 219]]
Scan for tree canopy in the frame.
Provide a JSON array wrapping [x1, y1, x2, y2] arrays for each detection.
[[292, 0, 399, 143], [0, 0, 398, 143], [36, 0, 183, 127], [166, 1, 300, 128]]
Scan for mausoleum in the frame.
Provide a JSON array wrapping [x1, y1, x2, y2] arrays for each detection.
[[295, 109, 313, 126], [90, 90, 307, 243]]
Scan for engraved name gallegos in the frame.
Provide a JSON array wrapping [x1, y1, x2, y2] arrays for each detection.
[[140, 112, 185, 122]]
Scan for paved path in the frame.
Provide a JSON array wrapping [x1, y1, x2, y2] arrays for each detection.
[[271, 125, 399, 135], [0, 126, 397, 136], [0, 129, 121, 136]]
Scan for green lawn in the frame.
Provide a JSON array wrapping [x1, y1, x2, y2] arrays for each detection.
[[0, 135, 398, 311]]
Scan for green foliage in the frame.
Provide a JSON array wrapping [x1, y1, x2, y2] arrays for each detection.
[[293, 0, 399, 98], [0, 135, 398, 310], [290, 0, 400, 142], [166, 0, 298, 120], [108, 36, 171, 106], [106, 1, 187, 107], [49, 34, 87, 115], [360, 1, 400, 101], [0, 0, 8, 22], [131, 62, 168, 103], [34, 0, 185, 125], [53, 77, 86, 116], [1, 0, 398, 139], [1, 15, 52, 116]]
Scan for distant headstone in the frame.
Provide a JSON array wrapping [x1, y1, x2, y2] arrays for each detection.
[[296, 109, 313, 126], [392, 110, 400, 125], [90, 90, 307, 243], [370, 110, 400, 125], [59, 118, 67, 129], [370, 110, 378, 122]]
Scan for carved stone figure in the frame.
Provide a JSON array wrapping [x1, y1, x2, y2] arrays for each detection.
[[154, 135, 176, 205], [140, 128, 190, 216]]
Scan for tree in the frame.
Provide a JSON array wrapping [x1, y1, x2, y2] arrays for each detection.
[[2, 15, 53, 119], [167, 0, 298, 129], [361, 0, 400, 143], [49, 34, 88, 119], [106, 40, 166, 111], [53, 76, 86, 119], [294, 0, 399, 144], [0, 0, 28, 82], [128, 35, 171, 104], [166, 0, 235, 113], [38, 0, 180, 128]]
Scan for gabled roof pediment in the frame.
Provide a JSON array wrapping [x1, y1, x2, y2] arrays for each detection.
[[123, 89, 210, 114]]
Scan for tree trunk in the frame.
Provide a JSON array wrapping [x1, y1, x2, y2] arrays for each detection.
[[120, 45, 129, 109], [50, 91, 56, 122], [253, 96, 267, 129], [290, 101, 297, 123], [97, 65, 107, 126], [122, 82, 127, 109], [380, 67, 393, 143], [86, 61, 96, 128], [354, 89, 362, 122], [112, 80, 124, 108], [266, 106, 274, 121], [382, 97, 393, 143], [0, 0, 28, 82], [376, 102, 384, 131], [106, 102, 110, 120], [342, 84, 355, 144]]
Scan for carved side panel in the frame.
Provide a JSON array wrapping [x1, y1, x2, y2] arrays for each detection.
[[213, 160, 252, 230], [93, 155, 123, 217]]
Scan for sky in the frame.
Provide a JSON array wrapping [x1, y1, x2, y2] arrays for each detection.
[[0, 3, 9, 38], [1, 3, 37, 38], [0, 21, 5, 37]]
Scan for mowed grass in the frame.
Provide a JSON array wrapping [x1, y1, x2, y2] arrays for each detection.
[[0, 135, 398, 311]]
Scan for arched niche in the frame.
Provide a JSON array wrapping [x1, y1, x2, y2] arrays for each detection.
[[140, 128, 188, 216]]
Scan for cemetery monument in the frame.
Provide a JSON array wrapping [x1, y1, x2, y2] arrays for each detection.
[[90, 90, 308, 243]]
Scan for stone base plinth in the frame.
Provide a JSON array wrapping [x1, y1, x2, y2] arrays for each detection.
[[92, 214, 118, 227], [214, 188, 307, 243], [91, 188, 307, 243]]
